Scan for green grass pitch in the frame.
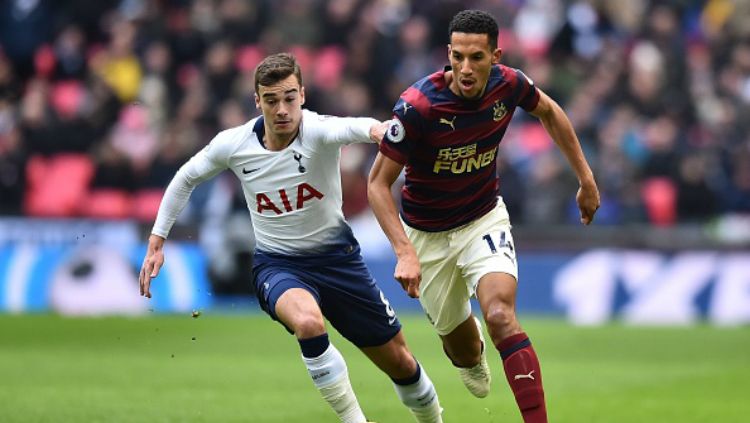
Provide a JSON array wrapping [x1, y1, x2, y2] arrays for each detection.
[[1, 313, 748, 422]]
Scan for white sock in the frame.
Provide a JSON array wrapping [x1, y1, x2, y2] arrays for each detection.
[[393, 364, 443, 423], [303, 344, 367, 423]]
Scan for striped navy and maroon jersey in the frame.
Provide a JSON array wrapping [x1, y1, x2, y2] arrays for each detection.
[[380, 64, 540, 232]]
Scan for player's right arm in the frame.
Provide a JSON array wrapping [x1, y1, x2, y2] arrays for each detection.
[[139, 133, 232, 298], [367, 152, 421, 298], [529, 89, 600, 225]]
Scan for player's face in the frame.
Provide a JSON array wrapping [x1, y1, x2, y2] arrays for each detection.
[[448, 32, 501, 99], [255, 74, 305, 140]]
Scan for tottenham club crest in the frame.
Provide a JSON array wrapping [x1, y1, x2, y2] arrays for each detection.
[[386, 118, 405, 143]]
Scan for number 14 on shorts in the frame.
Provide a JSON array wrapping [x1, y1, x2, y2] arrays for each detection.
[[482, 230, 514, 258]]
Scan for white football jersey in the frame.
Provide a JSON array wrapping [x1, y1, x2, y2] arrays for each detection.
[[152, 109, 377, 255]]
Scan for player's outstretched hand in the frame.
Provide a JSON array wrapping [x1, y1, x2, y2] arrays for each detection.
[[369, 121, 388, 144], [139, 234, 166, 298], [577, 182, 600, 225], [394, 249, 421, 298]]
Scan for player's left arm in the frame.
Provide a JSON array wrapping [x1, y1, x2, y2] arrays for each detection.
[[529, 89, 600, 225]]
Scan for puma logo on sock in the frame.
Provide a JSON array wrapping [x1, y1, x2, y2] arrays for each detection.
[[514, 370, 535, 381]]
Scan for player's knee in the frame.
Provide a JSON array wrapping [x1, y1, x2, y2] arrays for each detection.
[[483, 305, 516, 337], [292, 313, 326, 338], [377, 342, 418, 379], [390, 350, 418, 378], [444, 343, 481, 368]]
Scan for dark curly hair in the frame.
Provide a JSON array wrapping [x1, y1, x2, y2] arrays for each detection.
[[448, 10, 499, 49]]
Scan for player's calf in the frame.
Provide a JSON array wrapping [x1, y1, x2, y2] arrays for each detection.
[[391, 362, 443, 423], [498, 332, 547, 423], [455, 316, 491, 398], [300, 334, 368, 423]]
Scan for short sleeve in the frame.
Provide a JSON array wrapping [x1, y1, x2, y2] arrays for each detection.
[[514, 69, 540, 112], [379, 96, 422, 164]]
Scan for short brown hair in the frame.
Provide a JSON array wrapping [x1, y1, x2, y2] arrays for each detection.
[[253, 53, 302, 92]]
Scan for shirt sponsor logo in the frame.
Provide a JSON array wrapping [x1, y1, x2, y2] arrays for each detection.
[[256, 182, 324, 215], [433, 143, 496, 174]]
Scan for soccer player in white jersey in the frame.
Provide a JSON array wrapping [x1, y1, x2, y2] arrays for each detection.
[[138, 53, 443, 423]]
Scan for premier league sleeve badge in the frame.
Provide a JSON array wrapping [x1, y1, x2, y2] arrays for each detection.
[[386, 118, 405, 143]]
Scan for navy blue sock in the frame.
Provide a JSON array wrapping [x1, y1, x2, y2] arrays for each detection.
[[391, 361, 421, 386], [298, 333, 330, 358]]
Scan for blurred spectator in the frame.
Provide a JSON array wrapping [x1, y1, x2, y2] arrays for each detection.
[[91, 18, 142, 103], [90, 141, 135, 193], [524, 151, 576, 225], [109, 104, 159, 175], [53, 24, 88, 80], [21, 78, 98, 155], [0, 99, 25, 214], [270, 0, 322, 47], [217, 0, 269, 44], [640, 115, 680, 179], [320, 0, 364, 47], [722, 148, 750, 213], [676, 152, 719, 221], [138, 39, 174, 129], [0, 0, 54, 79], [139, 120, 199, 189], [86, 142, 135, 219], [0, 52, 21, 101], [203, 39, 238, 113], [497, 154, 525, 223]]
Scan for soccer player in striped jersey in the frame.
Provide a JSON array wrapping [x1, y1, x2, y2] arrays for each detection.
[[368, 10, 600, 423], [139, 53, 442, 423]]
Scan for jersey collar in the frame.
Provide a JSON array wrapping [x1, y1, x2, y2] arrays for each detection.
[[253, 116, 266, 148], [252, 115, 302, 150]]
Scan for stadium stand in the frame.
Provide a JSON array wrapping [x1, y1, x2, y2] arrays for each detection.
[[0, 0, 747, 236]]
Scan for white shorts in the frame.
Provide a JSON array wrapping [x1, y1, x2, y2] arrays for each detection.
[[403, 199, 518, 335]]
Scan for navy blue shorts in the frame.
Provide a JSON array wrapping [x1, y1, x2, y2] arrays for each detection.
[[252, 246, 401, 348]]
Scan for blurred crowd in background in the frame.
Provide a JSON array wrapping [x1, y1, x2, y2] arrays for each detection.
[[1, 0, 749, 229]]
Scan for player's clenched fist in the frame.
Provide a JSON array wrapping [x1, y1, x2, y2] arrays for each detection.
[[139, 234, 165, 298], [577, 181, 600, 225]]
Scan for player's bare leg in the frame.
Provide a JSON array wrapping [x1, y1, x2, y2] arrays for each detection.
[[361, 331, 443, 423], [477, 272, 548, 423], [276, 288, 368, 423], [439, 314, 491, 397]]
